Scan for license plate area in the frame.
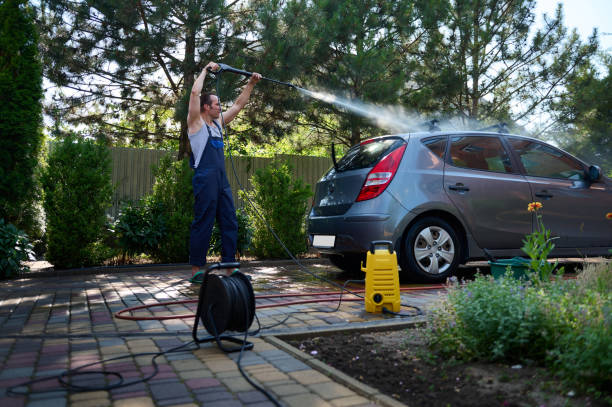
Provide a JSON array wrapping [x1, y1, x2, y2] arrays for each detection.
[[312, 235, 335, 248]]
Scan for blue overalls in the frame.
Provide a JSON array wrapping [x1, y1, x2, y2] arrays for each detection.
[[189, 122, 238, 266]]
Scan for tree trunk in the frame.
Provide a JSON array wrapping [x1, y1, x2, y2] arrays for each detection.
[[350, 125, 361, 146], [178, 10, 198, 160]]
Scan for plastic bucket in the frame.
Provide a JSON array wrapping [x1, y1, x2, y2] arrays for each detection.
[[488, 257, 531, 280]]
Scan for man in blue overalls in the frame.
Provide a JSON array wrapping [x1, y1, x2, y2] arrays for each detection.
[[187, 61, 261, 276]]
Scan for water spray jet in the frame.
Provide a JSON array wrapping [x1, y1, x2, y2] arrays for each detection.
[[210, 63, 479, 135]]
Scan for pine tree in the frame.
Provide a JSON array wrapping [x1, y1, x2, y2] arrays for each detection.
[[40, 0, 250, 158], [418, 0, 598, 126], [252, 0, 447, 147], [549, 54, 612, 172], [0, 0, 44, 227]]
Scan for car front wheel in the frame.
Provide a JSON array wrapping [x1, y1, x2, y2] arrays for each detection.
[[402, 217, 461, 283]]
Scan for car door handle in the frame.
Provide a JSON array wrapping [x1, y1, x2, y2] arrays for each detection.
[[535, 191, 553, 199], [448, 183, 470, 192]]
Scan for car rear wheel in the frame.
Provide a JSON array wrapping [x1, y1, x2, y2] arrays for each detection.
[[327, 253, 366, 274], [402, 217, 461, 283]]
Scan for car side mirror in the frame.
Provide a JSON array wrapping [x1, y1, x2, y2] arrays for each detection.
[[587, 165, 601, 182]]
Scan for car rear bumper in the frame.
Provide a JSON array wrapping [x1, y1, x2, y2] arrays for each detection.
[[308, 213, 398, 254]]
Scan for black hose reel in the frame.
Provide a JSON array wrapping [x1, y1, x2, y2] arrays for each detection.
[[192, 262, 255, 352]]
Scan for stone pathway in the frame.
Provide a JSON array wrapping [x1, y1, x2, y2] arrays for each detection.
[[0, 261, 445, 407]]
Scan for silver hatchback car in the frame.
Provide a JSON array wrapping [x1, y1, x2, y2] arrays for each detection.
[[307, 129, 612, 282]]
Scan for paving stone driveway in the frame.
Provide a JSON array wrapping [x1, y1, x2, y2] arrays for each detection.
[[0, 260, 445, 407]]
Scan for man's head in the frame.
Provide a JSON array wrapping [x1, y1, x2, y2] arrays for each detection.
[[200, 93, 220, 118]]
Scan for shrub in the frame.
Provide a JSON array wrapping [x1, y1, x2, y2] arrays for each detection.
[[147, 156, 193, 263], [428, 262, 612, 394], [0, 219, 33, 279], [112, 198, 166, 259], [0, 0, 44, 230], [547, 262, 612, 393], [41, 135, 113, 268], [428, 274, 556, 362], [240, 160, 311, 258]]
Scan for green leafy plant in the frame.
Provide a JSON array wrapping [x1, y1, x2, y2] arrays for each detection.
[[240, 160, 312, 258], [427, 275, 555, 362], [112, 198, 166, 260], [522, 202, 562, 284], [147, 156, 193, 263], [428, 261, 612, 395], [40, 135, 113, 268], [0, 219, 33, 279], [546, 261, 612, 393], [0, 0, 44, 231]]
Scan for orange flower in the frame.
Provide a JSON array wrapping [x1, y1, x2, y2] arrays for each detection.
[[527, 202, 543, 212], [606, 212, 612, 220]]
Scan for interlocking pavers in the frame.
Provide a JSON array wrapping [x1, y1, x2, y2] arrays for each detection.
[[236, 389, 269, 403], [157, 397, 194, 407], [25, 396, 67, 407], [69, 399, 110, 407], [287, 370, 330, 385], [246, 402, 279, 407], [109, 381, 148, 395], [0, 262, 444, 407], [193, 386, 234, 403], [270, 383, 308, 397], [149, 380, 191, 400], [111, 390, 148, 400], [281, 392, 328, 407], [308, 381, 356, 400], [184, 377, 220, 390], [113, 396, 155, 407], [0, 367, 34, 379], [202, 400, 243, 407]]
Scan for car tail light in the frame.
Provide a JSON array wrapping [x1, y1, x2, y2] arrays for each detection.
[[356, 144, 406, 202]]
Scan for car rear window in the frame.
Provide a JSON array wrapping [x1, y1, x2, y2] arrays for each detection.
[[335, 137, 405, 172]]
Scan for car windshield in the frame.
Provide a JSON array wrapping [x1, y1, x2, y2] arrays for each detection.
[[336, 137, 404, 172]]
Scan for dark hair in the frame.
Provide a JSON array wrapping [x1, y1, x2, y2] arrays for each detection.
[[200, 92, 215, 112]]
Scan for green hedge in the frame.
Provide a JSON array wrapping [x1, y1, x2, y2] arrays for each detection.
[[240, 160, 311, 258], [41, 136, 112, 268]]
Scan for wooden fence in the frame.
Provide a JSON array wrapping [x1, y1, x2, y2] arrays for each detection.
[[109, 147, 332, 217]]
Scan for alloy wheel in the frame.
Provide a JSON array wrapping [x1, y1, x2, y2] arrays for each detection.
[[412, 226, 455, 275]]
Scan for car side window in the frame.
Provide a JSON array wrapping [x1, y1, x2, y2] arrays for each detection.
[[508, 138, 585, 180], [422, 137, 447, 160], [449, 136, 513, 173]]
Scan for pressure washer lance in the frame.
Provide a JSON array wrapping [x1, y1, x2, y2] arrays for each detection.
[[208, 63, 297, 89]]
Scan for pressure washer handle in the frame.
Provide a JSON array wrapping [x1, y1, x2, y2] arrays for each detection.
[[218, 63, 253, 77], [207, 63, 296, 88], [369, 240, 394, 254]]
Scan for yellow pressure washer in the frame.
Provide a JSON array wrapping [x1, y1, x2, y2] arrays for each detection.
[[361, 241, 401, 313]]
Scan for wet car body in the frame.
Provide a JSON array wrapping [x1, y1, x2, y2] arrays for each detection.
[[308, 130, 612, 282]]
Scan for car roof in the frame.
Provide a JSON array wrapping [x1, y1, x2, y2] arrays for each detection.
[[406, 130, 531, 139], [376, 130, 544, 143]]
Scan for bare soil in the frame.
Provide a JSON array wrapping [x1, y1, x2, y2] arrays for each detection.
[[288, 329, 608, 407]]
